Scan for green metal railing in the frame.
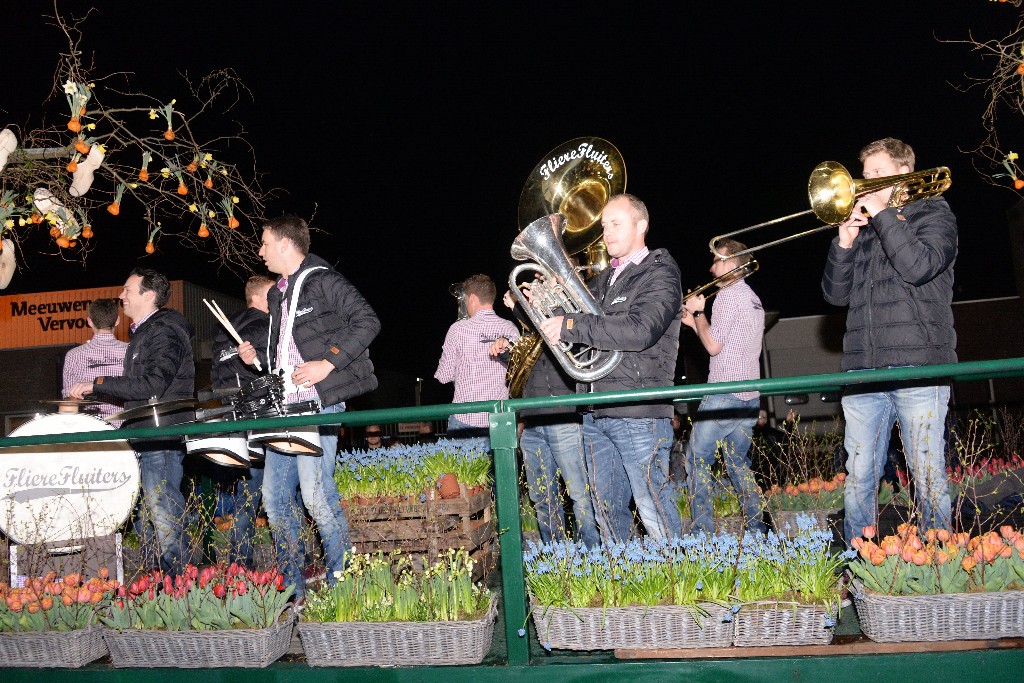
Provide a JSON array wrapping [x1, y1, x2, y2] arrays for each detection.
[[3, 357, 1024, 668]]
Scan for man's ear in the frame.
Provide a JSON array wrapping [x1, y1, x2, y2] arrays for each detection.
[[86, 317, 96, 330], [638, 219, 649, 236]]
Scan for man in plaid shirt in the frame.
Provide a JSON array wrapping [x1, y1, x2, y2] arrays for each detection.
[[682, 238, 766, 535], [435, 274, 519, 449], [61, 298, 128, 423]]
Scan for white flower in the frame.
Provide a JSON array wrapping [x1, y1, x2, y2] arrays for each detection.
[[63, 80, 77, 95]]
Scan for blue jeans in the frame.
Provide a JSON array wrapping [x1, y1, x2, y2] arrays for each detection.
[[138, 446, 188, 575], [262, 403, 350, 598], [227, 463, 264, 567], [583, 414, 681, 543], [447, 415, 490, 451], [520, 417, 600, 548], [842, 382, 952, 543], [685, 394, 765, 534]]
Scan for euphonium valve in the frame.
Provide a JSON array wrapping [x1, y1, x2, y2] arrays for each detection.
[[509, 213, 622, 383]]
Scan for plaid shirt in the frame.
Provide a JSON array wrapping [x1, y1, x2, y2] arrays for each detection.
[[275, 279, 321, 406], [62, 332, 129, 421], [708, 280, 764, 400], [609, 246, 649, 286], [434, 309, 519, 427]]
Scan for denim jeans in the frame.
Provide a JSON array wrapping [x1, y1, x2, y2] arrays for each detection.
[[842, 382, 952, 543], [137, 446, 188, 575], [583, 414, 681, 543], [227, 463, 264, 567], [685, 394, 765, 535], [520, 417, 600, 548], [447, 415, 490, 451], [262, 403, 350, 598]]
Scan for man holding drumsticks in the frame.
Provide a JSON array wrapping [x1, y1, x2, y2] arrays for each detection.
[[237, 214, 380, 601]]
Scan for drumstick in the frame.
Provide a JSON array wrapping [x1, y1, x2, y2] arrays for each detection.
[[203, 298, 263, 371]]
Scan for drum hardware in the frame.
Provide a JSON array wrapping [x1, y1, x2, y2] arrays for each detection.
[[106, 397, 198, 424], [38, 398, 101, 414]]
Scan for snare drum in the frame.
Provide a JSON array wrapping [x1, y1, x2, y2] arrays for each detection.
[[247, 400, 322, 455], [185, 417, 251, 468], [0, 413, 140, 548]]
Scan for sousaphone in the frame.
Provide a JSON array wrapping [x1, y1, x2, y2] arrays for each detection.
[[518, 137, 626, 255], [507, 138, 626, 397]]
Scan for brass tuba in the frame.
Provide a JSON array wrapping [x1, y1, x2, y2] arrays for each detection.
[[506, 137, 625, 396], [509, 214, 623, 384]]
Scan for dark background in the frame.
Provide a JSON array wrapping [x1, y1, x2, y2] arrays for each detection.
[[3, 2, 1022, 405]]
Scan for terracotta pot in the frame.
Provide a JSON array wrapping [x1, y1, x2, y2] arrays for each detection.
[[438, 473, 461, 499]]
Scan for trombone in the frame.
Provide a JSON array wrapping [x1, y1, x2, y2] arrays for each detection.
[[684, 259, 759, 303], [708, 161, 951, 259]]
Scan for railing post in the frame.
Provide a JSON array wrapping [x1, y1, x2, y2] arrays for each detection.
[[489, 409, 529, 666]]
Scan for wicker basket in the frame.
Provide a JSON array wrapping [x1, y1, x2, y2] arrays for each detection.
[[102, 609, 295, 668], [0, 626, 107, 668], [853, 580, 1024, 642], [530, 601, 734, 650], [732, 601, 837, 647], [297, 592, 498, 667]]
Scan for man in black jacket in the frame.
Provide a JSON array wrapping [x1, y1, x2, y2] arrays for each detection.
[[821, 137, 956, 543], [499, 292, 599, 548], [70, 268, 195, 576], [210, 275, 276, 567], [238, 214, 380, 599], [539, 194, 683, 543]]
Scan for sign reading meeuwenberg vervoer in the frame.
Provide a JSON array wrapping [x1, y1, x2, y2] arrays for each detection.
[[0, 285, 132, 349]]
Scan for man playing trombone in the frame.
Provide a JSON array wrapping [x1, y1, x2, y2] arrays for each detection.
[[821, 137, 957, 543], [681, 239, 766, 535]]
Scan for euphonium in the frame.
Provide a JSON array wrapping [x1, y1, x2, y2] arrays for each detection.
[[508, 213, 622, 384]]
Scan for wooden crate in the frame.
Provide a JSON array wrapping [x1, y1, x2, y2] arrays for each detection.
[[341, 484, 495, 581]]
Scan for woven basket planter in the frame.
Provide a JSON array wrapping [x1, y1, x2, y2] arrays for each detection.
[[853, 580, 1024, 642], [530, 601, 734, 650], [102, 609, 295, 668], [0, 626, 107, 668], [732, 601, 837, 647], [297, 592, 498, 667]]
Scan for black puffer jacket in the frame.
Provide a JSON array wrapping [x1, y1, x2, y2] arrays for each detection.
[[520, 346, 578, 418], [266, 253, 380, 405], [821, 197, 958, 371], [211, 307, 269, 391], [93, 308, 196, 433], [561, 248, 682, 419]]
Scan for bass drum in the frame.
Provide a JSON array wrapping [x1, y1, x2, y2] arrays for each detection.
[[0, 413, 140, 549]]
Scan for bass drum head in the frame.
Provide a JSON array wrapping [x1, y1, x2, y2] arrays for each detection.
[[0, 413, 140, 548]]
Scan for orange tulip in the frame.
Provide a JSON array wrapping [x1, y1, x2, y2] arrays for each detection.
[[863, 525, 877, 540], [881, 536, 902, 556], [962, 556, 977, 571], [870, 548, 887, 566]]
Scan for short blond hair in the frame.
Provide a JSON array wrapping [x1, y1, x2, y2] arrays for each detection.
[[859, 138, 915, 172]]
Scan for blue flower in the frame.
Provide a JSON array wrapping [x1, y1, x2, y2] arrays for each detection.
[[517, 628, 526, 637], [731, 604, 740, 614], [543, 642, 552, 651]]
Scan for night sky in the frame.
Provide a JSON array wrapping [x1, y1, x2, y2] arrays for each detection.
[[3, 2, 1022, 405]]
